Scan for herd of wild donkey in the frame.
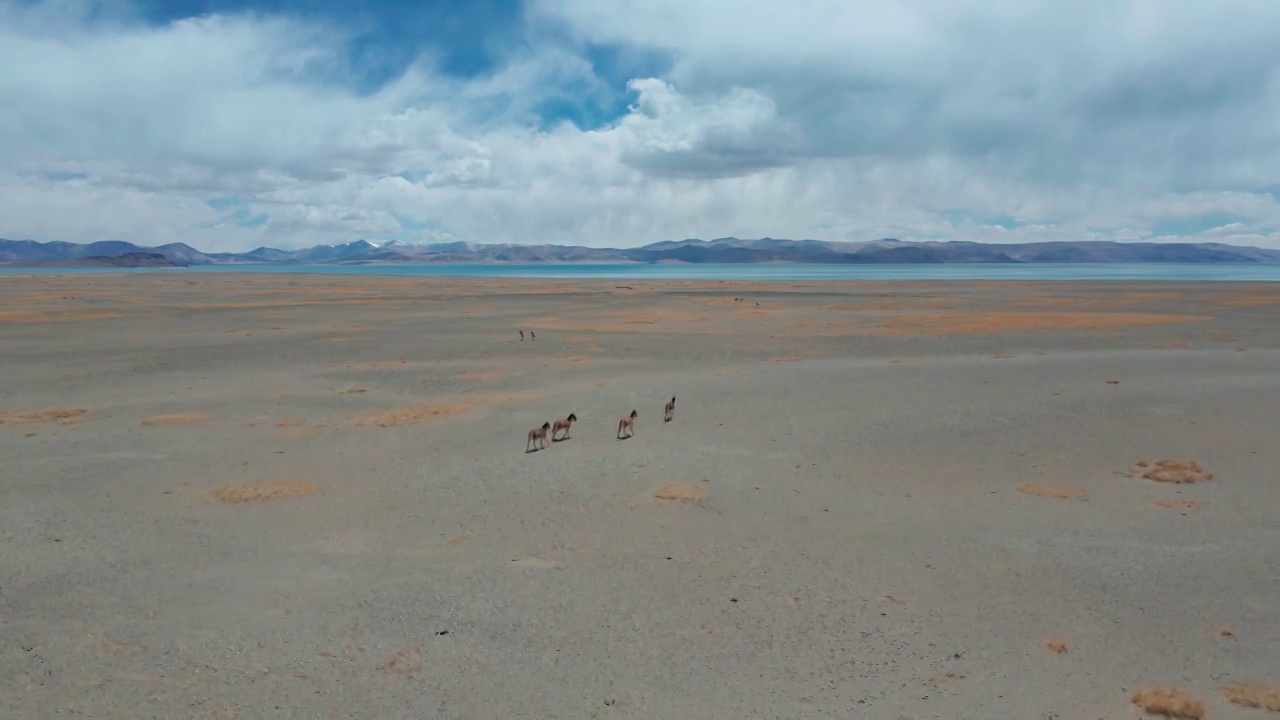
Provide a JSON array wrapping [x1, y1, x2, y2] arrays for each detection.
[[526, 395, 676, 453]]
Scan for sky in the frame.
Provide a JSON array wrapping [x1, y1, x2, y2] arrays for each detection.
[[3, 0, 1280, 252]]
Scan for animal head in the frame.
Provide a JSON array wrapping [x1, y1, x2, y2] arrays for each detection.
[[630, 409, 638, 418], [567, 413, 577, 422], [542, 421, 551, 429]]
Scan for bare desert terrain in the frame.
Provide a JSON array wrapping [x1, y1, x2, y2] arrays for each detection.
[[2, 273, 1278, 719]]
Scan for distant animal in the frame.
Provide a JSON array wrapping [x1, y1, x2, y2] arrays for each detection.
[[552, 412, 577, 441], [663, 396, 676, 422], [527, 421, 551, 452], [617, 409, 638, 439], [519, 330, 525, 341], [530, 331, 536, 341]]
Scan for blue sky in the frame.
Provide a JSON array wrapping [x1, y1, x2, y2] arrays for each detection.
[[2, 0, 1280, 251]]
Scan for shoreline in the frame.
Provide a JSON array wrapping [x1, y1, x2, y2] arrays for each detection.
[[2, 260, 1280, 282]]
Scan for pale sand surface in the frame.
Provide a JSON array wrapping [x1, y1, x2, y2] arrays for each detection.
[[2, 274, 1279, 719]]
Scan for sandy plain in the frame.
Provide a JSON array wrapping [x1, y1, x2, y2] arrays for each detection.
[[1, 272, 1278, 719]]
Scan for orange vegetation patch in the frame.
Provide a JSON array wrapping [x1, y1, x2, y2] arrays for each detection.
[[602, 309, 715, 325], [340, 388, 368, 394], [1222, 684, 1280, 712], [0, 408, 87, 425], [689, 296, 745, 307], [1017, 483, 1085, 500], [1131, 687, 1207, 719], [209, 480, 319, 503], [879, 311, 1210, 336], [140, 412, 210, 426], [454, 370, 508, 382], [0, 309, 124, 324], [353, 392, 540, 427], [1216, 295, 1280, 307], [561, 354, 595, 362], [1045, 639, 1069, 654], [653, 483, 710, 502], [1142, 459, 1214, 484], [1013, 297, 1095, 308], [1153, 499, 1205, 510], [185, 297, 414, 312]]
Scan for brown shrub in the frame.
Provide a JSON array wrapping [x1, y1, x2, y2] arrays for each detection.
[[0, 408, 87, 425], [1130, 686, 1206, 719], [1223, 683, 1280, 712], [1143, 459, 1214, 484]]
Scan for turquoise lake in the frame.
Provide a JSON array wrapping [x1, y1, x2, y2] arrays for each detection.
[[2, 263, 1279, 281]]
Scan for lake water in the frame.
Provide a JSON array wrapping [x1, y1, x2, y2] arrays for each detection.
[[2, 263, 1279, 282]]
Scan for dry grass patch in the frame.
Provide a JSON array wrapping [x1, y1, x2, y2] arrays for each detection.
[[878, 311, 1210, 337], [353, 392, 540, 427], [1142, 459, 1214, 484], [140, 412, 209, 426], [1131, 686, 1207, 719], [1217, 295, 1280, 307], [1223, 684, 1280, 712], [209, 480, 319, 503], [1017, 483, 1086, 500], [455, 370, 508, 382], [355, 404, 468, 427], [0, 308, 125, 324], [1045, 639, 1069, 654], [653, 483, 710, 502], [602, 309, 715, 325], [0, 407, 87, 425]]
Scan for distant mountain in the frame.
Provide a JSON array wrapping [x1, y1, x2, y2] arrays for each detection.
[[4, 251, 185, 268], [3, 236, 1279, 266]]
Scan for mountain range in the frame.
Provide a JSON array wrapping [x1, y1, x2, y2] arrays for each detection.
[[3, 236, 1279, 267]]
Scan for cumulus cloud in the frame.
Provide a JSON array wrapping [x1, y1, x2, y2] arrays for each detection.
[[2, 0, 1280, 251]]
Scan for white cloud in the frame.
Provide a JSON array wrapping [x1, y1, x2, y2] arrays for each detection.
[[2, 0, 1280, 251]]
